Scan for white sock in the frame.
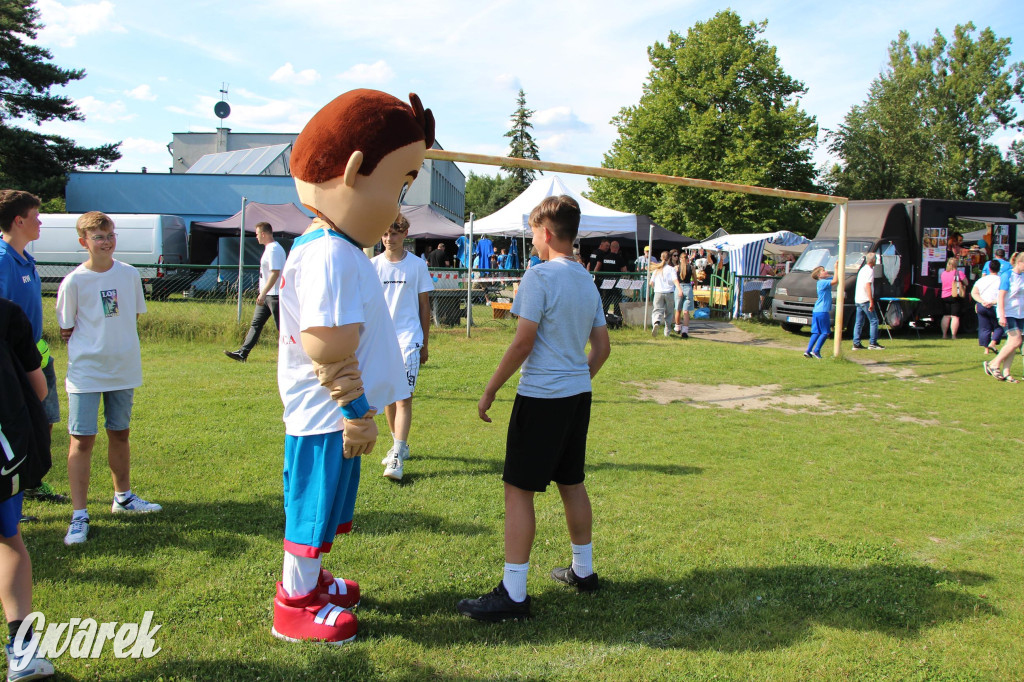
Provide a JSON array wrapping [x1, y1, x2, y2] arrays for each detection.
[[682, 326, 689, 334], [395, 439, 408, 456], [114, 490, 131, 503], [72, 508, 88, 521], [571, 543, 593, 578], [502, 561, 529, 602], [282, 552, 321, 598], [674, 324, 681, 332]]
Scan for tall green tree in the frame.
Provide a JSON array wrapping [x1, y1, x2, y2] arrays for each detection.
[[587, 10, 821, 239], [0, 0, 120, 199], [825, 23, 1023, 201], [502, 88, 541, 194], [464, 171, 516, 221]]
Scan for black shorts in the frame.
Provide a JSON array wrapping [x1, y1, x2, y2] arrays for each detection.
[[504, 392, 592, 492], [943, 297, 964, 317]]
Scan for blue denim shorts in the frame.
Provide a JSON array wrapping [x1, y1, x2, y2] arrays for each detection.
[[1005, 317, 1024, 334], [68, 389, 135, 436]]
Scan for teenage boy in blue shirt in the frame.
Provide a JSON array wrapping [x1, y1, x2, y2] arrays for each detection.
[[458, 195, 611, 621], [0, 190, 65, 506]]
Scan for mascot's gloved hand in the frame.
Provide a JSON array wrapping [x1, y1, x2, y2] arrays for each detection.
[[343, 410, 378, 459]]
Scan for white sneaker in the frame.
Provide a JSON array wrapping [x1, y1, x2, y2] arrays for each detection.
[[383, 454, 404, 481], [63, 517, 89, 545], [111, 494, 162, 514], [6, 641, 55, 681], [381, 445, 410, 465]]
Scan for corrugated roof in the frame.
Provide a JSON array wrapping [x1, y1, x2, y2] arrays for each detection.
[[186, 143, 291, 175]]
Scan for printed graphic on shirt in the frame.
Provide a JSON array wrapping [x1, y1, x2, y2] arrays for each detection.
[[101, 289, 119, 317]]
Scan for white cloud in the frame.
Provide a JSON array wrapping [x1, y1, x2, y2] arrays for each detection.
[[35, 0, 122, 48], [120, 137, 167, 154], [270, 63, 321, 86], [336, 60, 395, 85], [75, 96, 134, 123], [494, 74, 521, 92], [534, 106, 589, 132], [168, 95, 315, 133], [125, 85, 157, 101]]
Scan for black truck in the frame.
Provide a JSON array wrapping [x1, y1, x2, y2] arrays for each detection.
[[772, 199, 1020, 333]]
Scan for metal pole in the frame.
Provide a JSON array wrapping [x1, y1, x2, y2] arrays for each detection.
[[833, 201, 849, 357], [643, 221, 653, 330], [237, 197, 247, 323], [466, 213, 474, 338]]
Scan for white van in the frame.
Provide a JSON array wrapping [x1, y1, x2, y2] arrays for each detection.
[[27, 214, 189, 298]]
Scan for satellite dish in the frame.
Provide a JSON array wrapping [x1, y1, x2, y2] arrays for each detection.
[[214, 100, 231, 119]]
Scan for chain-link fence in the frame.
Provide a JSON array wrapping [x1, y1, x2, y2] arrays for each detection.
[[38, 262, 722, 335]]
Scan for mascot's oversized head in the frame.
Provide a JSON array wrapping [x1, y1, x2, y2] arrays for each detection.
[[292, 89, 435, 247]]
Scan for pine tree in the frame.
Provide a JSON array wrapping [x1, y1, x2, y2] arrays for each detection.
[[0, 0, 120, 199], [502, 89, 541, 194]]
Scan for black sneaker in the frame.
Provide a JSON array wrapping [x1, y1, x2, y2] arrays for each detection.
[[851, 343, 866, 351], [803, 352, 812, 358], [23, 481, 68, 503], [550, 567, 600, 592], [810, 351, 823, 360], [223, 349, 247, 363], [680, 332, 689, 339], [868, 342, 885, 350], [457, 581, 531, 622]]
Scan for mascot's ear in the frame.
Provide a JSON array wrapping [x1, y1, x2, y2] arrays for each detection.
[[343, 150, 364, 188], [409, 93, 435, 149]]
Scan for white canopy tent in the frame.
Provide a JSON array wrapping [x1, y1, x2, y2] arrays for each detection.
[[468, 175, 640, 238]]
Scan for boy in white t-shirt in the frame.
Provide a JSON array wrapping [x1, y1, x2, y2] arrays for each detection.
[[371, 213, 433, 481], [56, 212, 160, 546]]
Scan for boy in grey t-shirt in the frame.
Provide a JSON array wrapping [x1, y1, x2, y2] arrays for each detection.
[[457, 195, 611, 622]]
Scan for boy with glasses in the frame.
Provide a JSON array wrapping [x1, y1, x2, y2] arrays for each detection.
[[56, 212, 160, 546]]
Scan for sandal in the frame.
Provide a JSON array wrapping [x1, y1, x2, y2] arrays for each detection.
[[984, 361, 996, 377], [1005, 375, 1020, 384]]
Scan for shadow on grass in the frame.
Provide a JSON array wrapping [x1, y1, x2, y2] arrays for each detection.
[[33, 499, 488, 587], [365, 563, 996, 652]]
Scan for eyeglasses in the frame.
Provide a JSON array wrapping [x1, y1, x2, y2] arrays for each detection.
[[88, 233, 116, 242]]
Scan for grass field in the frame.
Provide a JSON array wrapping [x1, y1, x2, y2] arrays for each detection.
[[20, 304, 1024, 680]]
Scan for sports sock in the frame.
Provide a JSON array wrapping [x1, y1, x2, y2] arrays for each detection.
[[682, 326, 689, 334], [674, 324, 681, 332], [571, 542, 594, 578], [282, 552, 321, 598], [114, 490, 131, 504], [72, 508, 88, 521], [8, 620, 30, 646], [395, 439, 408, 457], [502, 562, 529, 602]]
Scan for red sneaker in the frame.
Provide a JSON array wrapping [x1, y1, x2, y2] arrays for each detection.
[[319, 568, 360, 609], [271, 582, 357, 644]]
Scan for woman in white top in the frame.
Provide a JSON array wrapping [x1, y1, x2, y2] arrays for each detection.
[[984, 252, 1024, 382], [649, 251, 681, 337]]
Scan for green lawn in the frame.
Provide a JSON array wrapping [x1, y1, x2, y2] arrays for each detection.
[[21, 310, 1024, 680]]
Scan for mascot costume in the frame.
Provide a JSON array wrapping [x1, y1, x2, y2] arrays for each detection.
[[272, 89, 434, 644]]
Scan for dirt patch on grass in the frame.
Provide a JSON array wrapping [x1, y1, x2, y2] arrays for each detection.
[[634, 381, 844, 414]]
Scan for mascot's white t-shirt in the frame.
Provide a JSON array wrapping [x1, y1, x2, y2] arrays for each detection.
[[371, 250, 434, 349], [56, 260, 146, 393], [277, 227, 407, 437]]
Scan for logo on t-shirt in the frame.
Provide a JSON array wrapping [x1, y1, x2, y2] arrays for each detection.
[[21, 275, 30, 284], [101, 289, 119, 317]]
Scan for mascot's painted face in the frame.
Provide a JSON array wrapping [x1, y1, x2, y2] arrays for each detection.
[[294, 141, 425, 247]]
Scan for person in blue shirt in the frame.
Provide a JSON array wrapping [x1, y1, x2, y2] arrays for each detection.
[[804, 265, 839, 359], [0, 190, 67, 507], [983, 248, 1011, 276]]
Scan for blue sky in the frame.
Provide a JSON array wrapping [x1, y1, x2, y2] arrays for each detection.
[[29, 0, 1024, 197]]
